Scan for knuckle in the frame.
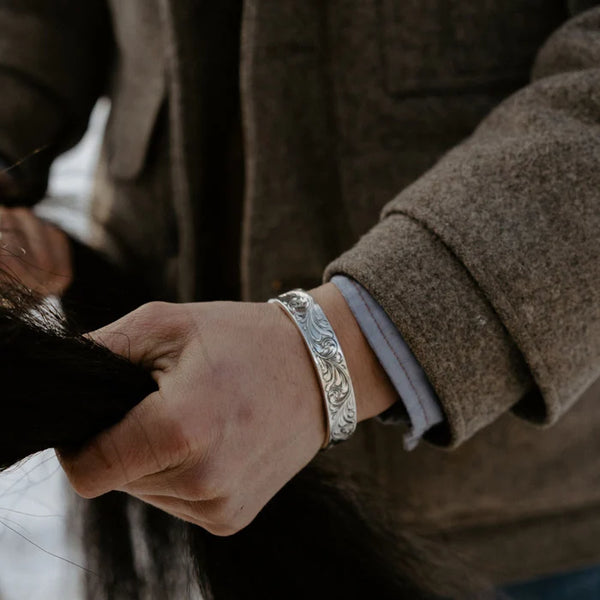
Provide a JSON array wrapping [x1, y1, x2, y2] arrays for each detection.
[[123, 400, 190, 474], [132, 301, 189, 341], [160, 417, 194, 470], [201, 498, 252, 536], [204, 522, 240, 537], [133, 301, 171, 326], [175, 457, 223, 501], [62, 461, 102, 499], [214, 500, 235, 523], [206, 513, 252, 536], [181, 478, 207, 500], [61, 432, 122, 499], [178, 468, 214, 500], [70, 479, 100, 500], [37, 256, 55, 276]]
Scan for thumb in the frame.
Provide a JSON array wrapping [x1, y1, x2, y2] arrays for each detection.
[[86, 301, 184, 369]]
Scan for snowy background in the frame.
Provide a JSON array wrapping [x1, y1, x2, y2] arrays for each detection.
[[0, 100, 110, 600]]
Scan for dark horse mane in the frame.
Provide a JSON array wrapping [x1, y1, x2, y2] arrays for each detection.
[[0, 281, 486, 600]]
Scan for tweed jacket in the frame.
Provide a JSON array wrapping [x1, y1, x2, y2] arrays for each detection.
[[0, 0, 599, 584]]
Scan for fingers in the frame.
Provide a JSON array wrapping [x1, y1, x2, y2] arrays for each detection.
[[44, 222, 73, 292], [59, 390, 194, 498], [0, 207, 29, 281], [64, 303, 196, 496], [10, 208, 51, 269], [130, 494, 224, 533], [134, 494, 253, 536], [19, 210, 72, 290], [0, 171, 20, 201], [12, 209, 71, 294], [61, 304, 199, 500], [0, 207, 72, 295], [133, 494, 227, 531], [87, 301, 191, 368]]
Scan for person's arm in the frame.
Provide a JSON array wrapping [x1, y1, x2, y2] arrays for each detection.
[[58, 5, 600, 538], [0, 0, 111, 203], [325, 5, 600, 446], [0, 2, 110, 292], [58, 289, 398, 535]]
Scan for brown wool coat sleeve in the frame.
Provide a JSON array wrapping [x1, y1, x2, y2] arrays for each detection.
[[0, 0, 111, 200], [325, 6, 600, 447]]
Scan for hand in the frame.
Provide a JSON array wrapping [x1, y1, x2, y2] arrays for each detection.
[[0, 206, 72, 296], [59, 284, 396, 535]]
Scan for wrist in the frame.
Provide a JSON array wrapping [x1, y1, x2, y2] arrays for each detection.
[[308, 283, 397, 422], [265, 298, 329, 450]]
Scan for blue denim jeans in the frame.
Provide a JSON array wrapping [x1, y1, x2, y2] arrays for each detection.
[[501, 565, 600, 599]]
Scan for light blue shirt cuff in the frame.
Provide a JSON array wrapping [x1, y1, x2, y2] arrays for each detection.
[[330, 275, 444, 450]]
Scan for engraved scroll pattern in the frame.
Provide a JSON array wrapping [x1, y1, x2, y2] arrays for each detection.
[[276, 291, 357, 444]]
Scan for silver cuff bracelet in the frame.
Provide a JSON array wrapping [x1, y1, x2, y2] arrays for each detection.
[[269, 289, 357, 449]]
